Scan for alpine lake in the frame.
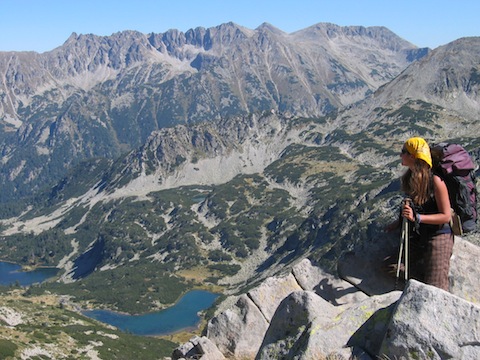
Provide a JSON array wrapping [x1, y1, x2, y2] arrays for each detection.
[[0, 261, 219, 336]]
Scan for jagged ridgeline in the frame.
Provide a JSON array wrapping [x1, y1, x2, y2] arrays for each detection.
[[0, 22, 428, 203]]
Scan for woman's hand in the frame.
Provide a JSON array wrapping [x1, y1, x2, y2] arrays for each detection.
[[402, 202, 415, 222]]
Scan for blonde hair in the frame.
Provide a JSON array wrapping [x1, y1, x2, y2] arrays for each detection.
[[401, 159, 433, 205]]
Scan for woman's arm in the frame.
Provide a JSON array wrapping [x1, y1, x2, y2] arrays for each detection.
[[401, 175, 451, 225], [420, 175, 452, 225]]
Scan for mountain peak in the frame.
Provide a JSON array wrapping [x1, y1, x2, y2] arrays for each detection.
[[370, 36, 480, 120], [211, 21, 253, 36], [256, 22, 284, 35], [293, 22, 417, 50]]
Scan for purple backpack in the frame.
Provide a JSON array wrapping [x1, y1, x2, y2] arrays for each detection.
[[431, 143, 478, 233]]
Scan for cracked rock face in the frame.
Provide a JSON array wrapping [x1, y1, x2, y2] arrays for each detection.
[[380, 280, 480, 360], [176, 237, 480, 360], [0, 306, 24, 326]]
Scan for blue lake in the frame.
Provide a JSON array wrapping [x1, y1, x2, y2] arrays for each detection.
[[0, 260, 219, 336], [0, 261, 59, 286], [83, 290, 219, 336]]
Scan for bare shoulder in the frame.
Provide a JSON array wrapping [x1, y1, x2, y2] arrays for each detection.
[[433, 174, 445, 183], [433, 174, 448, 191]]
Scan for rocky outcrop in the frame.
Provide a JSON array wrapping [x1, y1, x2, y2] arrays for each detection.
[[172, 336, 225, 360], [381, 279, 480, 359], [205, 294, 269, 359], [449, 236, 480, 303], [173, 237, 480, 359], [339, 235, 480, 303], [256, 290, 400, 359]]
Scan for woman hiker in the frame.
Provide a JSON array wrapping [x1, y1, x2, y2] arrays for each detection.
[[387, 137, 454, 291]]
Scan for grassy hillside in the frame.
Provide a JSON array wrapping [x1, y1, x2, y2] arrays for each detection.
[[0, 289, 177, 359]]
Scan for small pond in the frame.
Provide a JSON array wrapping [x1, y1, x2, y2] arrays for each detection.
[[82, 290, 219, 336], [0, 261, 58, 286]]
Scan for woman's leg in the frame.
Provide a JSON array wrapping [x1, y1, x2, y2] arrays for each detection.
[[424, 233, 454, 291]]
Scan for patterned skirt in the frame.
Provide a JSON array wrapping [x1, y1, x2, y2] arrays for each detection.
[[423, 232, 454, 290]]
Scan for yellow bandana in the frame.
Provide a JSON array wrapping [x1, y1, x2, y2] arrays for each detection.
[[404, 137, 432, 168]]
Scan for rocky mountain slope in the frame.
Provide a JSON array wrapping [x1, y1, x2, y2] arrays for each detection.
[[373, 36, 480, 120], [327, 37, 480, 142], [1, 36, 478, 299], [0, 22, 427, 202], [0, 26, 479, 358]]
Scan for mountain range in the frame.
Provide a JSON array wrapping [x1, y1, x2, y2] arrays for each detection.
[[0, 21, 479, 358], [0, 22, 429, 202]]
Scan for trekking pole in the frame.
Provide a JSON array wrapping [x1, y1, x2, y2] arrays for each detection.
[[402, 215, 409, 281], [395, 199, 410, 289], [395, 223, 403, 288]]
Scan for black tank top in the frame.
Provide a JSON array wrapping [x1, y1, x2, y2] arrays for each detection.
[[413, 185, 451, 237]]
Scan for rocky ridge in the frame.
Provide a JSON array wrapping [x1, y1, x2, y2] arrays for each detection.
[[332, 37, 480, 141], [371, 37, 480, 120], [173, 236, 480, 359]]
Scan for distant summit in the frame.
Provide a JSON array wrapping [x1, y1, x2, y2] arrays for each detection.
[[0, 22, 429, 201]]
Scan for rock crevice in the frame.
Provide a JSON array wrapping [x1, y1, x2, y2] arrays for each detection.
[[173, 237, 480, 359]]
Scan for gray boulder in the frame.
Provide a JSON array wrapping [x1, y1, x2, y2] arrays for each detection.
[[449, 237, 480, 304], [172, 336, 225, 360], [205, 273, 303, 358], [256, 290, 400, 359], [204, 259, 372, 359], [380, 279, 480, 359], [206, 294, 269, 359], [247, 272, 304, 321], [293, 258, 370, 306], [256, 291, 339, 359]]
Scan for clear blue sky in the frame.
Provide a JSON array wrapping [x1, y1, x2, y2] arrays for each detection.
[[1, 0, 479, 53]]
